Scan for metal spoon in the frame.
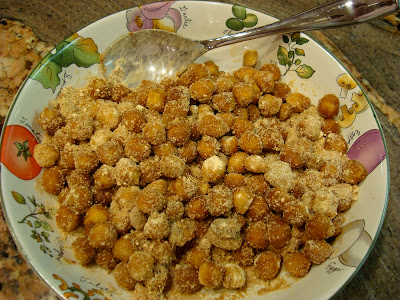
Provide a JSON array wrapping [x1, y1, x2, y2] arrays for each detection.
[[102, 0, 399, 88]]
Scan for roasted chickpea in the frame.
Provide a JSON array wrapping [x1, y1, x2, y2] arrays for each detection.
[[305, 213, 335, 240], [254, 70, 275, 93], [197, 114, 230, 138], [88, 221, 118, 249], [72, 236, 95, 265], [216, 73, 237, 93], [232, 118, 254, 138], [233, 67, 256, 83], [41, 166, 64, 195], [233, 186, 254, 214], [245, 221, 269, 249], [121, 109, 147, 132], [198, 261, 224, 288], [206, 184, 233, 216], [127, 251, 155, 281], [258, 94, 282, 117], [246, 175, 270, 195], [212, 92, 236, 113], [260, 63, 281, 81], [38, 107, 65, 135], [179, 140, 198, 162], [286, 92, 310, 113], [324, 133, 348, 154], [204, 60, 219, 76], [34, 143, 59, 168], [238, 131, 263, 155], [167, 117, 191, 146], [113, 262, 137, 290], [284, 252, 311, 277], [254, 251, 281, 281], [246, 195, 270, 221], [220, 136, 239, 156], [318, 94, 340, 118], [342, 159, 368, 184], [56, 205, 81, 232], [227, 151, 247, 174], [273, 81, 291, 99], [278, 102, 292, 121], [303, 240, 333, 264], [266, 187, 295, 213], [321, 118, 341, 134], [282, 201, 308, 226], [173, 264, 201, 293], [190, 78, 215, 103], [143, 119, 166, 145], [224, 173, 245, 189], [147, 87, 167, 112], [96, 249, 118, 270], [186, 196, 209, 220], [267, 216, 291, 248], [243, 49, 258, 67], [96, 138, 124, 166], [232, 82, 256, 107]]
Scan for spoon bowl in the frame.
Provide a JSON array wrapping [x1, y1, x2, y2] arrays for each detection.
[[102, 0, 399, 88]]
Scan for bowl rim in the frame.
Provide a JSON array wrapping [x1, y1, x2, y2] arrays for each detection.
[[0, 1, 390, 299]]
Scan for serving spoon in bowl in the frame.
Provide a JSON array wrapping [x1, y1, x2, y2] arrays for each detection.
[[102, 0, 399, 88]]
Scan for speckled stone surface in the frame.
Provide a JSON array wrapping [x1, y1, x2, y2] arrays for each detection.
[[0, 0, 399, 299]]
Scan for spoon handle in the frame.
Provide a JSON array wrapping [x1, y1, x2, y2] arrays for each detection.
[[201, 0, 399, 49]]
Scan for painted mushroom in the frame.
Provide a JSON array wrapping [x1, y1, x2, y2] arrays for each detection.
[[337, 105, 356, 128], [351, 90, 369, 113], [337, 73, 357, 99]]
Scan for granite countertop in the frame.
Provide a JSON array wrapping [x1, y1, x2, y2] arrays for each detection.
[[0, 0, 399, 299]]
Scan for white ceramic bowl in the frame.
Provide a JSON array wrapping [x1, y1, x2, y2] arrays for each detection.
[[0, 1, 389, 299]]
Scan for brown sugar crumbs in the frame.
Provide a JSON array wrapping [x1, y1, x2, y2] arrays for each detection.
[[34, 50, 368, 299]]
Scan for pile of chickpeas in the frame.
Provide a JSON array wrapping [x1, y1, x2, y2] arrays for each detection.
[[34, 49, 367, 298]]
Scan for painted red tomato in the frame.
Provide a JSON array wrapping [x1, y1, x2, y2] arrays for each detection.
[[1, 125, 42, 180]]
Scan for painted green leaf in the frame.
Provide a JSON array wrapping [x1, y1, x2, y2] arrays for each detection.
[[282, 35, 290, 43], [12, 191, 26, 204], [296, 37, 309, 45], [44, 211, 52, 219], [295, 48, 305, 56], [291, 32, 300, 42], [242, 13, 258, 27], [232, 5, 247, 19], [34, 220, 41, 228], [52, 33, 100, 68], [27, 220, 33, 227], [277, 46, 290, 65], [28, 196, 36, 205], [226, 18, 244, 31], [41, 220, 53, 232], [295, 59, 301, 65], [29, 55, 62, 92], [296, 64, 315, 79], [41, 231, 50, 242], [288, 50, 294, 59]]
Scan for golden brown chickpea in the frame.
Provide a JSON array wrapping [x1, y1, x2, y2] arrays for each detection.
[[83, 204, 109, 227], [243, 49, 258, 67], [217, 112, 235, 129], [92, 187, 114, 206], [179, 140, 198, 162], [246, 195, 270, 221], [197, 114, 230, 138], [113, 235, 135, 261], [120, 109, 147, 133], [186, 196, 209, 220], [88, 78, 112, 100], [146, 87, 167, 112], [41, 166, 64, 195], [67, 169, 91, 188], [56, 205, 81, 232], [34, 143, 59, 168], [220, 136, 239, 156], [153, 141, 177, 158], [342, 159, 368, 184], [88, 221, 118, 249], [169, 218, 197, 246], [232, 82, 256, 107], [162, 99, 190, 125], [124, 137, 151, 161], [273, 81, 291, 99], [64, 186, 93, 215], [245, 221, 269, 249], [96, 138, 124, 166], [231, 117, 253, 138], [160, 155, 185, 178], [143, 119, 166, 145], [282, 201, 308, 227], [227, 151, 247, 174], [238, 131, 263, 155], [267, 216, 291, 248], [198, 261, 224, 288], [305, 213, 335, 240], [248, 104, 261, 123], [266, 187, 295, 213], [206, 184, 233, 216], [246, 175, 270, 195], [167, 85, 191, 102], [197, 136, 220, 159], [136, 186, 167, 214], [258, 94, 282, 117], [95, 249, 118, 270], [127, 250, 155, 281], [215, 73, 238, 93], [173, 264, 201, 293], [254, 70, 275, 94], [96, 101, 120, 130], [233, 67, 256, 83], [185, 247, 209, 269], [232, 106, 248, 119], [224, 173, 245, 189], [254, 251, 281, 281], [321, 118, 341, 134], [260, 63, 281, 81], [280, 145, 304, 169], [284, 252, 311, 277], [318, 94, 340, 118], [111, 83, 130, 102], [232, 244, 254, 267], [286, 92, 311, 113], [167, 117, 191, 146], [93, 165, 115, 190], [233, 186, 254, 214], [303, 240, 333, 264], [71, 236, 95, 265], [178, 63, 209, 86], [278, 102, 292, 121], [139, 157, 162, 185], [204, 60, 220, 76], [258, 126, 284, 152], [190, 78, 215, 103], [74, 147, 99, 173], [324, 133, 348, 154], [169, 175, 198, 200], [212, 92, 236, 113], [113, 262, 137, 290], [38, 107, 65, 135], [65, 114, 94, 141], [223, 263, 246, 289], [114, 158, 140, 186]]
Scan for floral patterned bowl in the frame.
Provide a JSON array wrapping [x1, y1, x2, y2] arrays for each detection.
[[0, 1, 389, 299]]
